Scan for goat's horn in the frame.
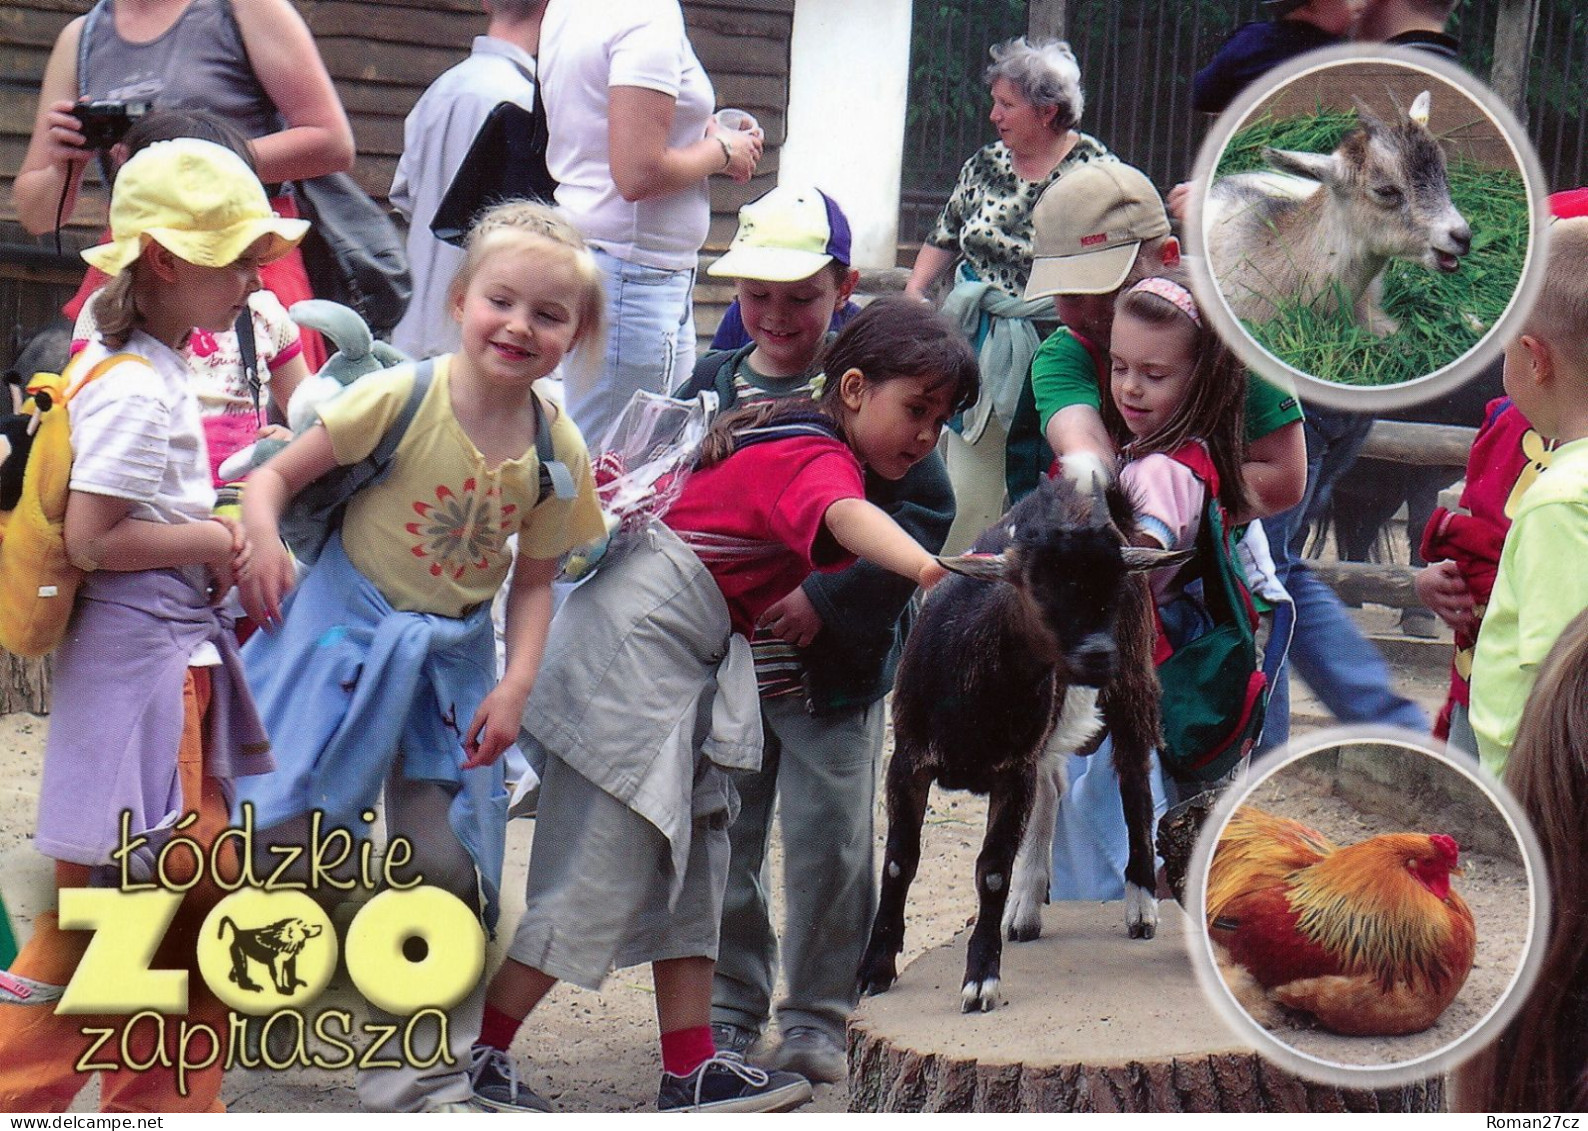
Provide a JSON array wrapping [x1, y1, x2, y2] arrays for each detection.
[[934, 552, 1010, 583], [1409, 91, 1431, 127]]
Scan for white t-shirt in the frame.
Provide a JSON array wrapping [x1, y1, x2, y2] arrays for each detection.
[[539, 0, 714, 270], [70, 330, 216, 526]]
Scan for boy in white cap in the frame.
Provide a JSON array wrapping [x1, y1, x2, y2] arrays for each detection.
[[679, 186, 953, 1085]]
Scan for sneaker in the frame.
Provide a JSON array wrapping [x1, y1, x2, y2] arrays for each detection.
[[769, 1026, 845, 1085], [657, 1054, 812, 1113], [0, 970, 65, 1006], [424, 1098, 493, 1113], [468, 1044, 553, 1113], [710, 1020, 762, 1059]]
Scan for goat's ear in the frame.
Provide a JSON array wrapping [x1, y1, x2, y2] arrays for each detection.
[[934, 551, 1012, 582], [1262, 146, 1338, 185], [1352, 97, 1388, 136], [1121, 545, 1194, 574]]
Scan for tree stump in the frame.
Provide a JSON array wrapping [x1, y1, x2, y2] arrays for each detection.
[[0, 650, 50, 716], [847, 902, 1443, 1112]]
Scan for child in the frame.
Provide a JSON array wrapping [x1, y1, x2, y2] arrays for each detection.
[[1021, 159, 1304, 514], [0, 138, 295, 1111], [1049, 274, 1253, 892], [235, 201, 608, 1112], [468, 297, 978, 1112], [1469, 215, 1588, 776], [67, 110, 309, 484], [1192, 0, 1366, 115], [678, 188, 953, 1084], [1454, 605, 1588, 1112]]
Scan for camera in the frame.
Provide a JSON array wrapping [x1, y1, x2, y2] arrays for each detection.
[[74, 100, 151, 151]]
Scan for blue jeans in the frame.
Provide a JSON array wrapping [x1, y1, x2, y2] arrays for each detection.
[[566, 246, 697, 448], [1260, 407, 1427, 750]]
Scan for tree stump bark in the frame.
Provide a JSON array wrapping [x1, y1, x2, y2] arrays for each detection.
[[847, 903, 1443, 1112], [0, 650, 50, 716]]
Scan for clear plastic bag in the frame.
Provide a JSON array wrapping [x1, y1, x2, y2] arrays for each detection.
[[562, 390, 715, 580]]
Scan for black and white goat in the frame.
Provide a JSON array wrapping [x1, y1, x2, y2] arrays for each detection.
[[857, 456, 1188, 1012]]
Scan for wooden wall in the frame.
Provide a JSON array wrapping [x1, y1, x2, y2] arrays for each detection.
[[0, 0, 794, 361]]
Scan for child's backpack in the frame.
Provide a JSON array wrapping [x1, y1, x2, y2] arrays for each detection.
[[1153, 442, 1267, 783], [0, 351, 140, 657]]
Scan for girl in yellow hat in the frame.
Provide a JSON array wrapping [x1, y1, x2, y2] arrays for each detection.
[[0, 137, 304, 1114]]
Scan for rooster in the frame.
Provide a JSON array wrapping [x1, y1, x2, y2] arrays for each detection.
[[1204, 805, 1477, 1037]]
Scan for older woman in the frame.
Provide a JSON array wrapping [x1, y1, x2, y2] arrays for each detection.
[[538, 0, 761, 446], [906, 37, 1108, 553]]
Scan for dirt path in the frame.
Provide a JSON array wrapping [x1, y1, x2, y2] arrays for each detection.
[[0, 610, 1472, 1113]]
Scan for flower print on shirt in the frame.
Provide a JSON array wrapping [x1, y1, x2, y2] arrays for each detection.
[[407, 478, 518, 580]]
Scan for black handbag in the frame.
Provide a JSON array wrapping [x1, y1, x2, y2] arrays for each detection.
[[294, 172, 413, 338], [430, 83, 558, 247]]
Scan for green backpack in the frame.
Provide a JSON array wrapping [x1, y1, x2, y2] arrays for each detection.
[[1153, 443, 1267, 783]]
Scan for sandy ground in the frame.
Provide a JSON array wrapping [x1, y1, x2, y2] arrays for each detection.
[[0, 606, 1497, 1113]]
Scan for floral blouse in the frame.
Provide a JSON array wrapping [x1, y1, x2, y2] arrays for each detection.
[[925, 133, 1111, 298]]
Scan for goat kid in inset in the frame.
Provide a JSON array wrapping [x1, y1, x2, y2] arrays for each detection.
[[1206, 90, 1471, 336], [857, 455, 1189, 1012]]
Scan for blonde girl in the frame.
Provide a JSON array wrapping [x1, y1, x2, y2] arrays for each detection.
[[0, 137, 302, 1113], [235, 201, 608, 1112], [1050, 274, 1250, 898], [467, 297, 979, 1113]]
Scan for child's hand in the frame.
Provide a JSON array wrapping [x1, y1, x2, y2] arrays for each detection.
[[201, 516, 245, 602], [758, 588, 824, 647], [1167, 180, 1194, 222], [462, 682, 532, 769], [1414, 559, 1477, 635], [241, 535, 298, 628], [256, 424, 293, 443]]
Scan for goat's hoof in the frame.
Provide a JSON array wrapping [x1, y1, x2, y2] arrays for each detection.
[[960, 977, 1001, 1013], [857, 957, 898, 998], [1005, 919, 1042, 943], [1126, 883, 1159, 940]]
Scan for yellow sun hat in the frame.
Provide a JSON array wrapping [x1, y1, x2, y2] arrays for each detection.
[[81, 138, 309, 277]]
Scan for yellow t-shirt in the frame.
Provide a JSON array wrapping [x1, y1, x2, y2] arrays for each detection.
[[318, 356, 606, 617]]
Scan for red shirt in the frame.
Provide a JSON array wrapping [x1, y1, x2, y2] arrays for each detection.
[[665, 435, 865, 636]]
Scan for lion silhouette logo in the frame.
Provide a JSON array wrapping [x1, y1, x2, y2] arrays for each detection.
[[217, 916, 325, 995]]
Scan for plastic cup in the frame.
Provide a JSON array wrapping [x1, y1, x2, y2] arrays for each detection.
[[714, 108, 760, 134]]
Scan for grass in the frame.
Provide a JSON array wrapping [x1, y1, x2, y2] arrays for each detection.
[[1211, 110, 1530, 387]]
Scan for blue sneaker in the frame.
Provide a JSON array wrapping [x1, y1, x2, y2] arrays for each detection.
[[657, 1054, 811, 1113]]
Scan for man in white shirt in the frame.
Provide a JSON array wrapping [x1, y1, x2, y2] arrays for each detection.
[[389, 0, 546, 360]]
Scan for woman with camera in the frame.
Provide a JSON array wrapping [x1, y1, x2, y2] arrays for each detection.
[[12, 0, 355, 368]]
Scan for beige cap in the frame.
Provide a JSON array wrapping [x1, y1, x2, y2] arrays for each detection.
[[1023, 160, 1171, 300]]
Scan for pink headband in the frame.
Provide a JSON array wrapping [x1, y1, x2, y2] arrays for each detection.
[[1128, 277, 1201, 326]]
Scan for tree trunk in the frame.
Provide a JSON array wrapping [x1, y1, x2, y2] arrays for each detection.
[[0, 651, 51, 716], [847, 903, 1444, 1113]]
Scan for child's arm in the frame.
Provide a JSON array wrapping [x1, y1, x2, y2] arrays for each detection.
[[822, 497, 948, 592], [239, 424, 340, 625], [462, 553, 559, 769], [64, 492, 245, 599]]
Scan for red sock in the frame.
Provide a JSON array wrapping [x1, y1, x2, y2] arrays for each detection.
[[660, 1025, 715, 1076], [480, 1004, 523, 1052]]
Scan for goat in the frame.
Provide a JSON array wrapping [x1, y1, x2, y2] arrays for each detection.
[[857, 456, 1189, 1012], [1205, 91, 1471, 337]]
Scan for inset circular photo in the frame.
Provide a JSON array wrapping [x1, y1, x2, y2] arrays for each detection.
[[1182, 727, 1546, 1088], [1186, 46, 1550, 411]]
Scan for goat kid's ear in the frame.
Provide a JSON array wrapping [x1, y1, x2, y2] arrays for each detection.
[[1121, 545, 1194, 574], [1263, 145, 1339, 186], [934, 551, 1012, 582], [1352, 97, 1388, 136]]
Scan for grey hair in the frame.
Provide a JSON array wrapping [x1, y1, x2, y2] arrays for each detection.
[[984, 37, 1084, 133]]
